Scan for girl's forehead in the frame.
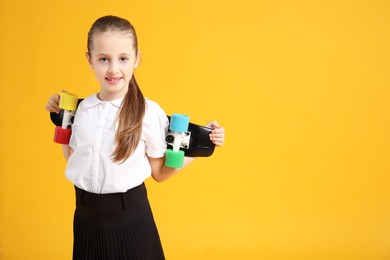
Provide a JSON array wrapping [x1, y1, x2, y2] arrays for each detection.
[[93, 30, 134, 43], [91, 31, 136, 53]]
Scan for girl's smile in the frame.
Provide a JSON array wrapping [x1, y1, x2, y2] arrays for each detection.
[[105, 76, 124, 85]]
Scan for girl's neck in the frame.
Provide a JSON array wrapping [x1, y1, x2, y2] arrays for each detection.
[[97, 92, 126, 102]]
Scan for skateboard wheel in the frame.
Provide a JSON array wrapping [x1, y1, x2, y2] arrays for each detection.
[[54, 126, 72, 144], [170, 114, 189, 132], [165, 149, 185, 168], [59, 92, 78, 111]]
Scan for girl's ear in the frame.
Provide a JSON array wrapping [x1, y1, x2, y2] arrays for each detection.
[[85, 52, 93, 69], [134, 51, 141, 68]]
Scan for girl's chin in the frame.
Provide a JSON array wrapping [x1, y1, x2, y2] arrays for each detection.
[[100, 84, 128, 97]]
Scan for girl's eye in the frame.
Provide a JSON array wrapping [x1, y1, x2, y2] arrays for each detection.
[[99, 57, 108, 62], [120, 57, 129, 62]]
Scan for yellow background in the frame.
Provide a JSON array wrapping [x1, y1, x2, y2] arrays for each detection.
[[1, 0, 390, 259]]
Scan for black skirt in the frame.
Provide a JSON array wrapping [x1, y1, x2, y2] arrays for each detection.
[[73, 183, 165, 260]]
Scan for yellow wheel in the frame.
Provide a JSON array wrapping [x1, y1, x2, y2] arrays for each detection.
[[59, 92, 78, 110]]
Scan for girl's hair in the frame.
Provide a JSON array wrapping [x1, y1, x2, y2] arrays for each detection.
[[87, 15, 146, 163]]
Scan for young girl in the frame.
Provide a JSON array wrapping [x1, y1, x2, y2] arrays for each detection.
[[45, 15, 225, 260]]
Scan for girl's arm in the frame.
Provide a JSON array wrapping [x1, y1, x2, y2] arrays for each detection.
[[149, 120, 225, 182], [148, 156, 196, 182], [62, 145, 74, 161]]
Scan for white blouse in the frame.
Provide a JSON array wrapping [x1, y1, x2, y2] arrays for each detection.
[[65, 94, 169, 194]]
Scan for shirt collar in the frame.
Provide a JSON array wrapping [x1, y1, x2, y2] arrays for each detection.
[[82, 93, 124, 108]]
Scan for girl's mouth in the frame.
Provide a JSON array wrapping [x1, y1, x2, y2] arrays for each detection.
[[105, 77, 123, 84]]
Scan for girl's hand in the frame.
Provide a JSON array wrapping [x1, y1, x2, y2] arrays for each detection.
[[206, 121, 225, 147], [45, 93, 61, 113], [45, 90, 69, 114]]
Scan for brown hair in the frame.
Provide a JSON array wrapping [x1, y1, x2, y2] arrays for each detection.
[[87, 15, 145, 163]]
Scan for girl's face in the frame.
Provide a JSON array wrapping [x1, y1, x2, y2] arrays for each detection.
[[87, 31, 140, 101]]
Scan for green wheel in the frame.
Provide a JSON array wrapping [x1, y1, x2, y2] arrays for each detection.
[[165, 149, 185, 168], [59, 92, 78, 111]]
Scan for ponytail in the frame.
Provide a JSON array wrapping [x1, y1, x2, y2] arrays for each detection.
[[112, 76, 145, 163]]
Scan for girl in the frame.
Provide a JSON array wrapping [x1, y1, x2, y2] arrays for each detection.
[[45, 15, 225, 260]]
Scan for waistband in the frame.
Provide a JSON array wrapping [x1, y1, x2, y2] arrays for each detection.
[[74, 183, 151, 226]]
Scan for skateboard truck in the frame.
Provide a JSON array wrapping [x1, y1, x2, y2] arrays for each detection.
[[164, 114, 190, 168], [165, 128, 191, 150], [164, 114, 216, 168], [52, 92, 78, 144]]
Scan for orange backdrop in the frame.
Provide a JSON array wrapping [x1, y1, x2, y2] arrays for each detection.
[[1, 0, 390, 259]]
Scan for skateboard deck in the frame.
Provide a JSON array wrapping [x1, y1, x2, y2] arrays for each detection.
[[50, 99, 215, 157]]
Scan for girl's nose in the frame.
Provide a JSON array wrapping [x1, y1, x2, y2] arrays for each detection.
[[108, 62, 119, 74]]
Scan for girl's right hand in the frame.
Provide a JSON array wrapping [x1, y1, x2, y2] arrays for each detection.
[[45, 93, 61, 114]]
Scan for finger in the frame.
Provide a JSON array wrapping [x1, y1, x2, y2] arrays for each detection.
[[206, 121, 220, 129], [211, 139, 224, 147], [211, 134, 225, 141], [45, 104, 57, 113], [48, 95, 60, 109], [46, 94, 61, 113], [45, 103, 61, 113], [51, 94, 61, 105], [209, 134, 224, 147], [48, 99, 60, 109], [212, 126, 225, 134], [52, 93, 60, 103], [210, 135, 225, 141]]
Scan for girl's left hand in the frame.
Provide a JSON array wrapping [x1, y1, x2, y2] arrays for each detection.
[[206, 121, 225, 147]]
